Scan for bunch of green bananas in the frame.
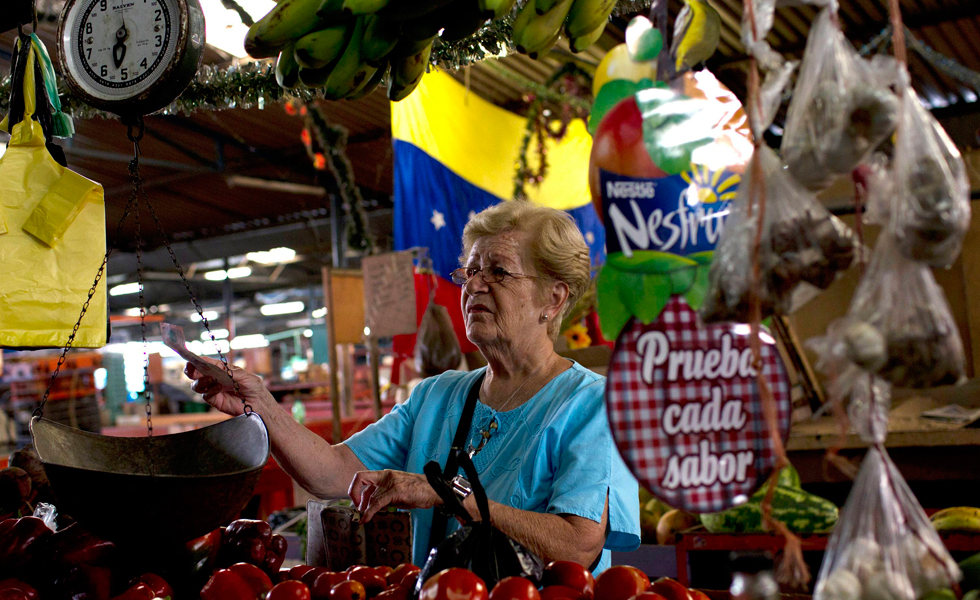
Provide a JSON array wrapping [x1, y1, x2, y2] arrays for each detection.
[[931, 507, 980, 533], [246, 0, 615, 102], [245, 0, 452, 101], [511, 0, 616, 58]]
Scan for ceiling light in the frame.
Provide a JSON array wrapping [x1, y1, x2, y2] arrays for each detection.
[[303, 329, 313, 338], [124, 308, 143, 317], [205, 270, 228, 281], [247, 247, 297, 265], [312, 307, 327, 319], [231, 334, 270, 349], [110, 282, 142, 296], [260, 301, 305, 316], [364, 326, 371, 337], [226, 266, 252, 279], [197, 0, 276, 58], [191, 311, 220, 323], [202, 329, 230, 340]]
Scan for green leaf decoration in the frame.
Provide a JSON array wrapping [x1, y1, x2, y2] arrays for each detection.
[[606, 250, 697, 274], [683, 264, 712, 311], [597, 266, 634, 340], [588, 78, 662, 136], [636, 87, 717, 175]]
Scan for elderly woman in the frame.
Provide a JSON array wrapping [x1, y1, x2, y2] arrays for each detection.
[[188, 201, 640, 572]]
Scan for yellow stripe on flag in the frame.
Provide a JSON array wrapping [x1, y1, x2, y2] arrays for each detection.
[[391, 69, 593, 211]]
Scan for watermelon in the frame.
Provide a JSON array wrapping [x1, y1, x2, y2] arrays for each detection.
[[700, 485, 838, 534], [777, 464, 802, 489]]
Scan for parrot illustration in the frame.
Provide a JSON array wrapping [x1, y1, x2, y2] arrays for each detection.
[[671, 0, 721, 71]]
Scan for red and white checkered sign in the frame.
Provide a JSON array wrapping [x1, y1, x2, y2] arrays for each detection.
[[607, 297, 792, 513]]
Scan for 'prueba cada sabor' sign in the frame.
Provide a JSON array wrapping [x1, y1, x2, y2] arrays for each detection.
[[606, 297, 792, 513]]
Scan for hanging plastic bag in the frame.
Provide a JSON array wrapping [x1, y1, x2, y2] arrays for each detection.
[[414, 281, 463, 377], [889, 82, 971, 267], [0, 36, 107, 348], [811, 232, 965, 389], [701, 145, 857, 323], [781, 9, 898, 191], [813, 445, 960, 600], [417, 451, 544, 594]]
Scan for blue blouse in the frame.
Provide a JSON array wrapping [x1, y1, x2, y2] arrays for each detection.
[[343, 361, 641, 573]]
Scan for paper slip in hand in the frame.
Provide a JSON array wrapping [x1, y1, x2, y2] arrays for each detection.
[[161, 323, 236, 390]]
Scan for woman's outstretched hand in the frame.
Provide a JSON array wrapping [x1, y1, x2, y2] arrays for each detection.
[[348, 470, 442, 522], [185, 356, 270, 416]]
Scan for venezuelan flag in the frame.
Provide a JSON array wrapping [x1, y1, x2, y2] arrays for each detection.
[[390, 70, 603, 369]]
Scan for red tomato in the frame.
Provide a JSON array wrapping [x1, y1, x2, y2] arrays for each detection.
[[133, 574, 173, 599], [400, 572, 420, 592], [387, 565, 421, 588], [688, 590, 710, 600], [628, 593, 670, 600], [302, 568, 332, 587], [348, 566, 387, 596], [489, 577, 541, 600], [330, 580, 367, 600], [201, 569, 257, 600], [542, 562, 595, 599], [228, 563, 274, 597], [376, 566, 394, 580], [594, 566, 650, 600], [420, 569, 488, 600], [375, 586, 410, 600], [277, 569, 294, 584], [0, 579, 38, 600], [268, 581, 313, 600], [291, 566, 318, 581], [649, 578, 692, 600], [311, 573, 348, 600], [539, 586, 585, 600]]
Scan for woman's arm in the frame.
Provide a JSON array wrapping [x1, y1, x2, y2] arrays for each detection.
[[471, 497, 608, 567], [349, 470, 608, 567], [187, 359, 366, 499]]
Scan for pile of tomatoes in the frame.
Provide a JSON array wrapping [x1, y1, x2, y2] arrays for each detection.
[[200, 562, 420, 600], [200, 559, 709, 600], [421, 562, 706, 600]]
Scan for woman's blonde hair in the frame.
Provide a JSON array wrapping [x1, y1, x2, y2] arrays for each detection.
[[461, 201, 591, 338]]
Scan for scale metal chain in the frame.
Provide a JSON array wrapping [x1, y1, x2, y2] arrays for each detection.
[[131, 163, 153, 440], [34, 194, 138, 419], [137, 162, 249, 413]]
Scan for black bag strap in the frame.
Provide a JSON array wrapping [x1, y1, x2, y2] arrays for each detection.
[[426, 372, 485, 551], [457, 451, 491, 526]]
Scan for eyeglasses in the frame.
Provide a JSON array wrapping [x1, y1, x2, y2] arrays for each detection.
[[451, 266, 539, 286]]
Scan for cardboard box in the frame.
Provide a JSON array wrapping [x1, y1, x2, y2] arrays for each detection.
[[307, 500, 412, 570]]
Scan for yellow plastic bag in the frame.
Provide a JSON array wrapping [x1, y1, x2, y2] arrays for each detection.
[[0, 43, 107, 348]]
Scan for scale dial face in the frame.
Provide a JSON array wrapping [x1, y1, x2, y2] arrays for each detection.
[[59, 0, 204, 115]]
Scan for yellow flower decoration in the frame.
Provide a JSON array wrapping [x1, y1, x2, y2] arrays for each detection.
[[563, 323, 592, 350]]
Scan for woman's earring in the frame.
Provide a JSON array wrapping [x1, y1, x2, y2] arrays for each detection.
[[541, 314, 549, 323]]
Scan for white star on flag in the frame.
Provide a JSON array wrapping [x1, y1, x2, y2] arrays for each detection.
[[468, 211, 477, 222], [431, 209, 446, 231], [585, 231, 595, 244]]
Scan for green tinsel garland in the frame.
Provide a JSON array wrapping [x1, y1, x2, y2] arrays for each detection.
[[304, 101, 377, 255]]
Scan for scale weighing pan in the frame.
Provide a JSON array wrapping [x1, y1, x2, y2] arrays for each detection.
[[31, 413, 270, 545]]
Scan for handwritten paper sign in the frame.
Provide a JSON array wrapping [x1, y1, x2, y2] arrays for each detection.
[[362, 251, 417, 338], [606, 297, 792, 513]]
